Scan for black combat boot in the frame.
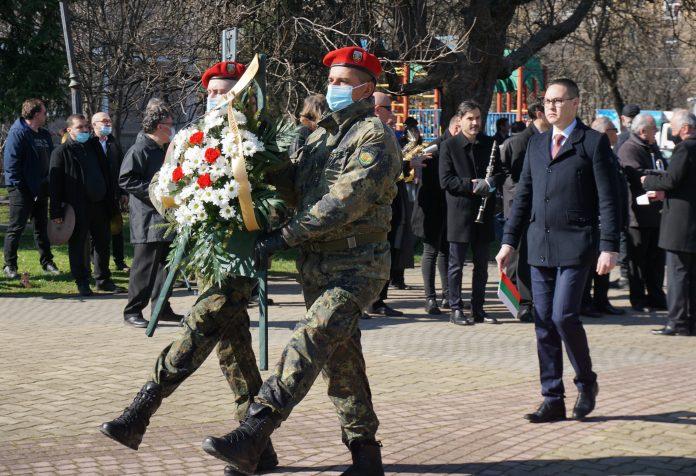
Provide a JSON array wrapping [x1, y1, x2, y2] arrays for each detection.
[[99, 382, 163, 450], [342, 439, 385, 476], [223, 438, 279, 475], [202, 403, 281, 475]]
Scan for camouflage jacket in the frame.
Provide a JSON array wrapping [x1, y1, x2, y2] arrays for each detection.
[[277, 99, 401, 247]]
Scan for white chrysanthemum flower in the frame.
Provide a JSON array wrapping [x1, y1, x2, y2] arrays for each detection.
[[241, 140, 259, 157], [200, 187, 217, 204], [213, 189, 230, 207], [219, 205, 237, 220], [206, 136, 221, 149], [203, 114, 224, 132], [221, 134, 238, 157], [174, 205, 195, 228], [232, 109, 247, 125], [224, 180, 239, 199]]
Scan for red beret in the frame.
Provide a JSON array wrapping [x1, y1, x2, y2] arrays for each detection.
[[322, 47, 382, 80], [201, 61, 246, 89]]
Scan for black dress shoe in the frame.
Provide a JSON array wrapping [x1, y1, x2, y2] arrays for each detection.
[[524, 400, 566, 423], [648, 300, 668, 311], [581, 305, 602, 318], [573, 382, 599, 420], [440, 298, 451, 310], [631, 303, 647, 312], [124, 314, 149, 328], [77, 282, 93, 296], [115, 262, 130, 272], [425, 298, 441, 315], [450, 309, 473, 326], [652, 325, 690, 336], [360, 312, 372, 320], [158, 309, 184, 322], [370, 301, 404, 317], [473, 308, 498, 324], [517, 306, 534, 322], [96, 280, 126, 293], [595, 302, 624, 315]]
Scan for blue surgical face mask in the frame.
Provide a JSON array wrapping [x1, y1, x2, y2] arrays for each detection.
[[206, 96, 218, 113], [326, 82, 368, 112], [76, 132, 91, 143], [100, 125, 112, 136]]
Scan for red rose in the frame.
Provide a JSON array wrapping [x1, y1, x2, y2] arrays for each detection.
[[204, 147, 221, 164], [171, 166, 184, 183], [189, 131, 204, 145], [197, 173, 212, 188]]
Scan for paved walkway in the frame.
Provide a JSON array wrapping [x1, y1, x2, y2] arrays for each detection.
[[1, 266, 696, 475]]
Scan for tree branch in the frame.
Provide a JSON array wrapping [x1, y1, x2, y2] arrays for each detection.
[[502, 0, 595, 77]]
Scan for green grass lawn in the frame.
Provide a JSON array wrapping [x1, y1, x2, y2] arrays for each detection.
[[0, 207, 300, 296]]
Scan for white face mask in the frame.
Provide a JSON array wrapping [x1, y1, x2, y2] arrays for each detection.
[[206, 96, 219, 113]]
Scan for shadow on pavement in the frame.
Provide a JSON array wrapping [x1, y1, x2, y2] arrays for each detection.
[[586, 410, 696, 425], [273, 455, 696, 474]]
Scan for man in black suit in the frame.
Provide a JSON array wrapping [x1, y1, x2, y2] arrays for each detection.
[[440, 100, 504, 326], [411, 115, 459, 315], [91, 112, 129, 271], [49, 114, 121, 296], [497, 78, 620, 423], [643, 110, 696, 336], [618, 113, 667, 311], [500, 100, 549, 322]]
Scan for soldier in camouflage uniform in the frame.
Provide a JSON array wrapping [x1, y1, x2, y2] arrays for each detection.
[[202, 47, 400, 476], [99, 61, 279, 476]]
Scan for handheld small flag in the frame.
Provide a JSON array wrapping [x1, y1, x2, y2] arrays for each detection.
[[497, 272, 521, 317]]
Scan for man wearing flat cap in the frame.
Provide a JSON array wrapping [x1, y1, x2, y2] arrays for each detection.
[[203, 46, 400, 476], [100, 61, 281, 476]]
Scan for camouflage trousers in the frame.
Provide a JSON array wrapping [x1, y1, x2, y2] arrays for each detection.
[[151, 275, 262, 421], [257, 244, 388, 444]]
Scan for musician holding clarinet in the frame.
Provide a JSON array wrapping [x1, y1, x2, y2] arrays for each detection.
[[439, 100, 504, 326]]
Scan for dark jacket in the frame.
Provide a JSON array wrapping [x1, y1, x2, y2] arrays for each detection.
[[500, 123, 539, 217], [119, 132, 171, 244], [614, 129, 631, 154], [439, 132, 504, 243], [91, 135, 126, 201], [3, 118, 54, 197], [502, 120, 620, 267], [642, 137, 696, 253], [49, 138, 116, 221], [617, 133, 664, 228], [411, 131, 448, 243]]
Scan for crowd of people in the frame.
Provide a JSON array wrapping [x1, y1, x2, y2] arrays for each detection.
[[2, 45, 695, 474]]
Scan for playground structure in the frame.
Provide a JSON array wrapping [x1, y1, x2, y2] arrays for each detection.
[[387, 54, 546, 141]]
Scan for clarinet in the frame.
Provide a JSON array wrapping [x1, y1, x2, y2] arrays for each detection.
[[474, 140, 498, 224]]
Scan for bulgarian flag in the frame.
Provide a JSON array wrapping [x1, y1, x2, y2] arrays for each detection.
[[498, 272, 521, 317]]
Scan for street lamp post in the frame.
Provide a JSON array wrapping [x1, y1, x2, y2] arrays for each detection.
[[59, 1, 82, 114]]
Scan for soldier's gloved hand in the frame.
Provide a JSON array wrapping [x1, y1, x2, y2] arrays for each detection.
[[253, 230, 289, 269], [472, 178, 494, 197]]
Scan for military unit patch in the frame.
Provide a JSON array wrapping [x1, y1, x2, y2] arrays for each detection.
[[352, 50, 363, 63], [357, 149, 376, 167]]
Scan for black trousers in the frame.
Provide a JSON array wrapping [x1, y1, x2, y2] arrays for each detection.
[[2, 187, 53, 268], [124, 241, 172, 317], [421, 239, 449, 301], [69, 201, 111, 285], [531, 265, 596, 401], [448, 237, 490, 311], [507, 225, 532, 307], [627, 227, 666, 306], [582, 272, 610, 308], [665, 250, 696, 331], [112, 231, 125, 266]]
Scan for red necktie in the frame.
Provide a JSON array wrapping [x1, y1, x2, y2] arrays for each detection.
[[551, 134, 564, 159]]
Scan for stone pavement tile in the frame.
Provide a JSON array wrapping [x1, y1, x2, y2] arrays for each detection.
[[2, 266, 696, 475]]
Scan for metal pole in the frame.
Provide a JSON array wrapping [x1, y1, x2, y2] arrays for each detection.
[[59, 1, 82, 114]]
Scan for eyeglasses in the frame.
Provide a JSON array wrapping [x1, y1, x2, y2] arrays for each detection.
[[606, 128, 618, 132], [543, 97, 577, 107]]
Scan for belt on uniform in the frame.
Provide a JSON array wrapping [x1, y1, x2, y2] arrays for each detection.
[[307, 232, 388, 252]]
